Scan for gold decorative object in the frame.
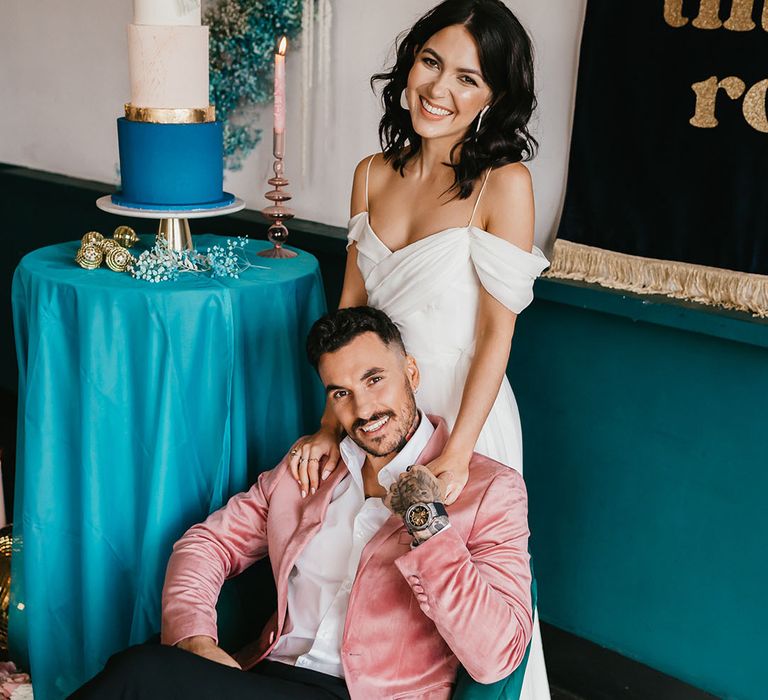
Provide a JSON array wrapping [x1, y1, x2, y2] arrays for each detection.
[[124, 104, 216, 124], [100, 238, 119, 254], [113, 225, 139, 248], [81, 231, 104, 246], [105, 246, 134, 273], [158, 218, 193, 252], [75, 243, 103, 270], [75, 226, 139, 272], [0, 524, 12, 653]]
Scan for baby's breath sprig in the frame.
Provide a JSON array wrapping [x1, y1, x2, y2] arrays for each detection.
[[207, 237, 250, 278], [130, 236, 253, 283]]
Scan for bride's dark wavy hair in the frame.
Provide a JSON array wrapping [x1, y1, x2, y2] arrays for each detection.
[[371, 0, 537, 199]]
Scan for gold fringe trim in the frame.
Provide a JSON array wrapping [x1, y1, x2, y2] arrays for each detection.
[[545, 240, 768, 318]]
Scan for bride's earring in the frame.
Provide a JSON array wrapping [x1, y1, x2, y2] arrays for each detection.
[[475, 105, 490, 134], [400, 88, 410, 111]]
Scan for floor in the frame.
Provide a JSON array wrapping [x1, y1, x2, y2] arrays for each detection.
[[541, 623, 721, 700], [551, 689, 583, 700]]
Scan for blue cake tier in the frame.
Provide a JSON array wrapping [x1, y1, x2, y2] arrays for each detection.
[[115, 117, 231, 209]]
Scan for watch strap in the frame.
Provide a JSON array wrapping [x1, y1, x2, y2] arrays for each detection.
[[411, 516, 450, 547]]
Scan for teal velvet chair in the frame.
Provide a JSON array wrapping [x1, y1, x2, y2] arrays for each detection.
[[451, 570, 538, 700]]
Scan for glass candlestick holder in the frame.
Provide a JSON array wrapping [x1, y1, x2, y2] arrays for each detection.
[[259, 142, 297, 259]]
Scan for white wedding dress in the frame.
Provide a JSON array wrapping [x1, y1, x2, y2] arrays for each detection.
[[346, 156, 551, 699]]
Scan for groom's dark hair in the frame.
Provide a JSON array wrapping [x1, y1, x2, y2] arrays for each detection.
[[306, 306, 406, 370]]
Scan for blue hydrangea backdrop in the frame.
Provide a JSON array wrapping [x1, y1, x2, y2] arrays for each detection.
[[206, 0, 304, 170]]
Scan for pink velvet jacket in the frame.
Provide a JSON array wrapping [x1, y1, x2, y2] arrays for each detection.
[[162, 417, 533, 700]]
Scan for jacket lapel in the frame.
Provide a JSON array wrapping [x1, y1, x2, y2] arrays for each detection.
[[275, 463, 350, 626], [354, 416, 450, 576], [417, 415, 450, 465]]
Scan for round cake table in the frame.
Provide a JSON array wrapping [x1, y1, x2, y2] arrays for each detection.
[[9, 236, 327, 699]]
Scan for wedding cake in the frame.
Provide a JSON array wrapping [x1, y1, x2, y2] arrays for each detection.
[[113, 0, 233, 209]]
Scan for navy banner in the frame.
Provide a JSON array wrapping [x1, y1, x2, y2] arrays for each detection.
[[558, 0, 768, 275]]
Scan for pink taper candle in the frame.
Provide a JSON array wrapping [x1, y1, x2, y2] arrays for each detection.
[[274, 36, 287, 134]]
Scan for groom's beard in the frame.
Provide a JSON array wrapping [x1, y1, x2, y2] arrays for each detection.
[[350, 383, 419, 458]]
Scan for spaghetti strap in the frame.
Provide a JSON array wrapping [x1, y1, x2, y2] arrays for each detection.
[[364, 154, 376, 212], [467, 170, 492, 228]]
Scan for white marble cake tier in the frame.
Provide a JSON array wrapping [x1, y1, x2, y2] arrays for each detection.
[[128, 24, 209, 109], [133, 0, 201, 26]]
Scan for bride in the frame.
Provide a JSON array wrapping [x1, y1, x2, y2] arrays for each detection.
[[291, 0, 550, 697]]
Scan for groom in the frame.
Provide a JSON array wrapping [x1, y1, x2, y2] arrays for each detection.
[[71, 306, 533, 699]]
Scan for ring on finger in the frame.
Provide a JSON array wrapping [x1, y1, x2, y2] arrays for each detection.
[[290, 449, 298, 455], [308, 457, 320, 463]]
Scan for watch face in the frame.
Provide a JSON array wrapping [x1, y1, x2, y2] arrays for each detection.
[[408, 504, 430, 528]]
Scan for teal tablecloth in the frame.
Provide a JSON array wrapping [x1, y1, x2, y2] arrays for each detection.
[[10, 236, 327, 699]]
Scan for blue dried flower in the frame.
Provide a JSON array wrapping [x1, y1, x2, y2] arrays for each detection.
[[206, 0, 304, 169]]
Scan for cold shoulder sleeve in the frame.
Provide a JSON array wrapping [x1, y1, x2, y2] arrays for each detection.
[[346, 211, 367, 250], [469, 229, 550, 314]]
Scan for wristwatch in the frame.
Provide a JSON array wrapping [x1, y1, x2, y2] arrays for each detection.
[[404, 502, 449, 537]]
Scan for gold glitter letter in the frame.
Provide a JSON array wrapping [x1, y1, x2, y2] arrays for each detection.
[[742, 79, 768, 132], [692, 0, 723, 29], [724, 0, 756, 30], [689, 76, 746, 128], [664, 0, 688, 27]]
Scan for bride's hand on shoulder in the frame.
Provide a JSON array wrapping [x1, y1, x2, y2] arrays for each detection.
[[288, 426, 341, 498], [425, 450, 471, 506]]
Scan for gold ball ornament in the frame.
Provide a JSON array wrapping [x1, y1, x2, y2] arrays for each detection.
[[81, 231, 104, 246], [0, 524, 12, 653], [100, 238, 119, 253], [113, 225, 138, 248], [105, 245, 134, 273], [75, 243, 103, 270]]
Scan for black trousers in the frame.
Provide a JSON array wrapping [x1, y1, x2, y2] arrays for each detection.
[[67, 643, 351, 700]]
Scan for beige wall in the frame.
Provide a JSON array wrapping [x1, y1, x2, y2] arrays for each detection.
[[0, 0, 586, 247]]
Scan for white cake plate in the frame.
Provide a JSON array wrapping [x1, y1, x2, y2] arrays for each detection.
[[96, 195, 246, 220], [96, 195, 246, 251]]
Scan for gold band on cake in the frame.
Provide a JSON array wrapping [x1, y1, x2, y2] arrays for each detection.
[[124, 104, 215, 123]]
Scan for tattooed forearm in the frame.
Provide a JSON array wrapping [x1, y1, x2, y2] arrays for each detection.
[[385, 465, 444, 516]]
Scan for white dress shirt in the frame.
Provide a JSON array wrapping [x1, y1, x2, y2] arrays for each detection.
[[267, 412, 436, 678]]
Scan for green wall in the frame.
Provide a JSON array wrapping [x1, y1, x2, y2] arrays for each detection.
[[510, 280, 768, 700]]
